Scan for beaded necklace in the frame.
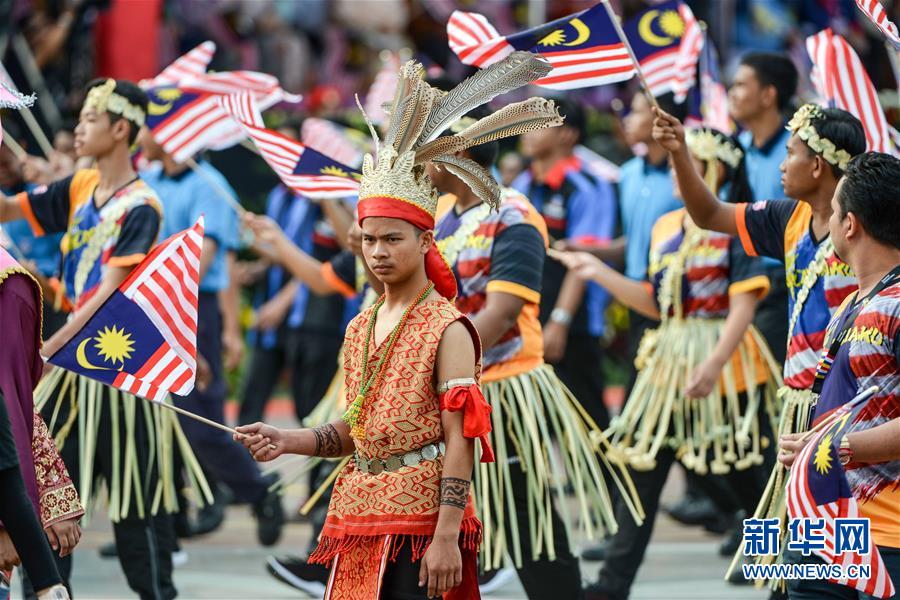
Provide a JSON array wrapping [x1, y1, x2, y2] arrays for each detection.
[[342, 281, 435, 439]]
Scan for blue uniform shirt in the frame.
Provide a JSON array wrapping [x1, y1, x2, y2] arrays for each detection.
[[513, 156, 616, 337], [738, 125, 790, 203], [618, 156, 681, 281], [141, 161, 240, 294]]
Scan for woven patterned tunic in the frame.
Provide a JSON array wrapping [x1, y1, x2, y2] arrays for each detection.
[[310, 296, 483, 599]]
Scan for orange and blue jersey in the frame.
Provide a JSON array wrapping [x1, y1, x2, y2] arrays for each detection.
[[434, 190, 547, 382], [16, 169, 161, 310], [811, 281, 900, 549], [512, 155, 616, 337], [735, 199, 856, 389]]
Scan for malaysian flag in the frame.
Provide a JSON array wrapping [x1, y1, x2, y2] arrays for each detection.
[[685, 32, 732, 132], [447, 0, 700, 94], [806, 28, 894, 154], [144, 70, 300, 163], [140, 41, 216, 88], [217, 93, 360, 199], [48, 219, 204, 402], [855, 0, 900, 50], [786, 387, 897, 599], [301, 118, 367, 169]]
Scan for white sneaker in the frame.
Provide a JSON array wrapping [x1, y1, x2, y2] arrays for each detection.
[[478, 566, 517, 595], [172, 550, 189, 568]]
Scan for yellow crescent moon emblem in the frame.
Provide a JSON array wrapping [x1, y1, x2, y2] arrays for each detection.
[[148, 88, 183, 116], [638, 10, 673, 47], [76, 338, 113, 371], [564, 18, 590, 46]]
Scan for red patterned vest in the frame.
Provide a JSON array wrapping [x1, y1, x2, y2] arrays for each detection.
[[310, 296, 483, 598]]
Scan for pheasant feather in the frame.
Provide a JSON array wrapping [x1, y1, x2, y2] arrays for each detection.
[[432, 155, 501, 210], [415, 51, 552, 145], [455, 98, 563, 146]]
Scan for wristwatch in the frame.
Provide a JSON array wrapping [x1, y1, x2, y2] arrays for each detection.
[[549, 308, 573, 327], [838, 434, 854, 466]]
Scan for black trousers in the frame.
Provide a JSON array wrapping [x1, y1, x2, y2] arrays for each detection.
[[177, 293, 269, 504], [239, 328, 342, 425], [549, 333, 608, 429], [38, 385, 176, 600], [596, 397, 773, 599], [753, 264, 789, 366]]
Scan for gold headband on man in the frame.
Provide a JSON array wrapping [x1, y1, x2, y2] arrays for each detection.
[[786, 103, 851, 171], [85, 79, 146, 127], [686, 128, 743, 193]]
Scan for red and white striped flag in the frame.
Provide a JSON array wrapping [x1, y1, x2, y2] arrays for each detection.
[[48, 218, 204, 402], [855, 0, 900, 50], [140, 41, 216, 88], [806, 28, 894, 154], [145, 70, 301, 163], [448, 0, 701, 94], [786, 386, 896, 598], [218, 93, 360, 199], [301, 118, 367, 169]]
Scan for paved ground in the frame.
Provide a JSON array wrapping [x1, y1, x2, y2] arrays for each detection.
[[10, 396, 773, 599]]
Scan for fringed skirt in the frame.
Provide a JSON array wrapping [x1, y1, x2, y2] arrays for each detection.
[[476, 364, 644, 570], [606, 318, 782, 475], [728, 386, 815, 589], [34, 368, 211, 522]]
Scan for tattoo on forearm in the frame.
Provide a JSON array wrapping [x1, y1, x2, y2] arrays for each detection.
[[312, 424, 343, 457], [440, 477, 470, 510]]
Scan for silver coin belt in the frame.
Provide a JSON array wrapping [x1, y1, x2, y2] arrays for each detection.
[[354, 441, 446, 475]]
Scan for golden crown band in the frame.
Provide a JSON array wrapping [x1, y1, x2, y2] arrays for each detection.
[[787, 103, 851, 171], [85, 79, 146, 128]]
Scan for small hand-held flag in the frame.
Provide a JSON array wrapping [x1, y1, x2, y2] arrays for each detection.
[[786, 385, 896, 599], [447, 0, 700, 94], [218, 93, 361, 199], [48, 218, 204, 402]]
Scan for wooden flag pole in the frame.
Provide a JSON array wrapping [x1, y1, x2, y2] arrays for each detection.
[[2, 128, 27, 160], [601, 0, 660, 110], [184, 157, 246, 216], [19, 105, 54, 157], [154, 400, 278, 450]]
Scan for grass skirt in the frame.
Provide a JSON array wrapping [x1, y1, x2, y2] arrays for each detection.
[[34, 368, 212, 522], [727, 386, 815, 589], [476, 364, 643, 570], [606, 318, 782, 475]]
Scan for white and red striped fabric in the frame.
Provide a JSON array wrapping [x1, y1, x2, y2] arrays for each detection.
[[670, 3, 703, 102], [786, 393, 896, 599], [114, 218, 204, 402], [147, 70, 301, 163], [447, 8, 634, 90], [806, 28, 894, 154], [855, 0, 900, 50], [218, 93, 360, 199], [301, 118, 366, 169], [140, 41, 216, 88]]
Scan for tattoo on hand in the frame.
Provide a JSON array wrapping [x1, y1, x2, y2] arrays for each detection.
[[312, 424, 342, 457], [440, 477, 470, 510]]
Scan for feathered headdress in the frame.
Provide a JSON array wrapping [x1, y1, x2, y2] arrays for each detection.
[[356, 51, 563, 298]]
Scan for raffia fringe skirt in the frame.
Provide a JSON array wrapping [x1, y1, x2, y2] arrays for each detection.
[[606, 318, 783, 475], [34, 368, 211, 522]]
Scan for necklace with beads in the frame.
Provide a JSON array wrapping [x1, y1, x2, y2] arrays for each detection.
[[342, 281, 435, 439]]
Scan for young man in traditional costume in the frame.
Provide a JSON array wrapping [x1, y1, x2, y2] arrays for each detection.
[[0, 78, 206, 600], [652, 104, 866, 585], [778, 152, 900, 598], [0, 246, 78, 600]]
